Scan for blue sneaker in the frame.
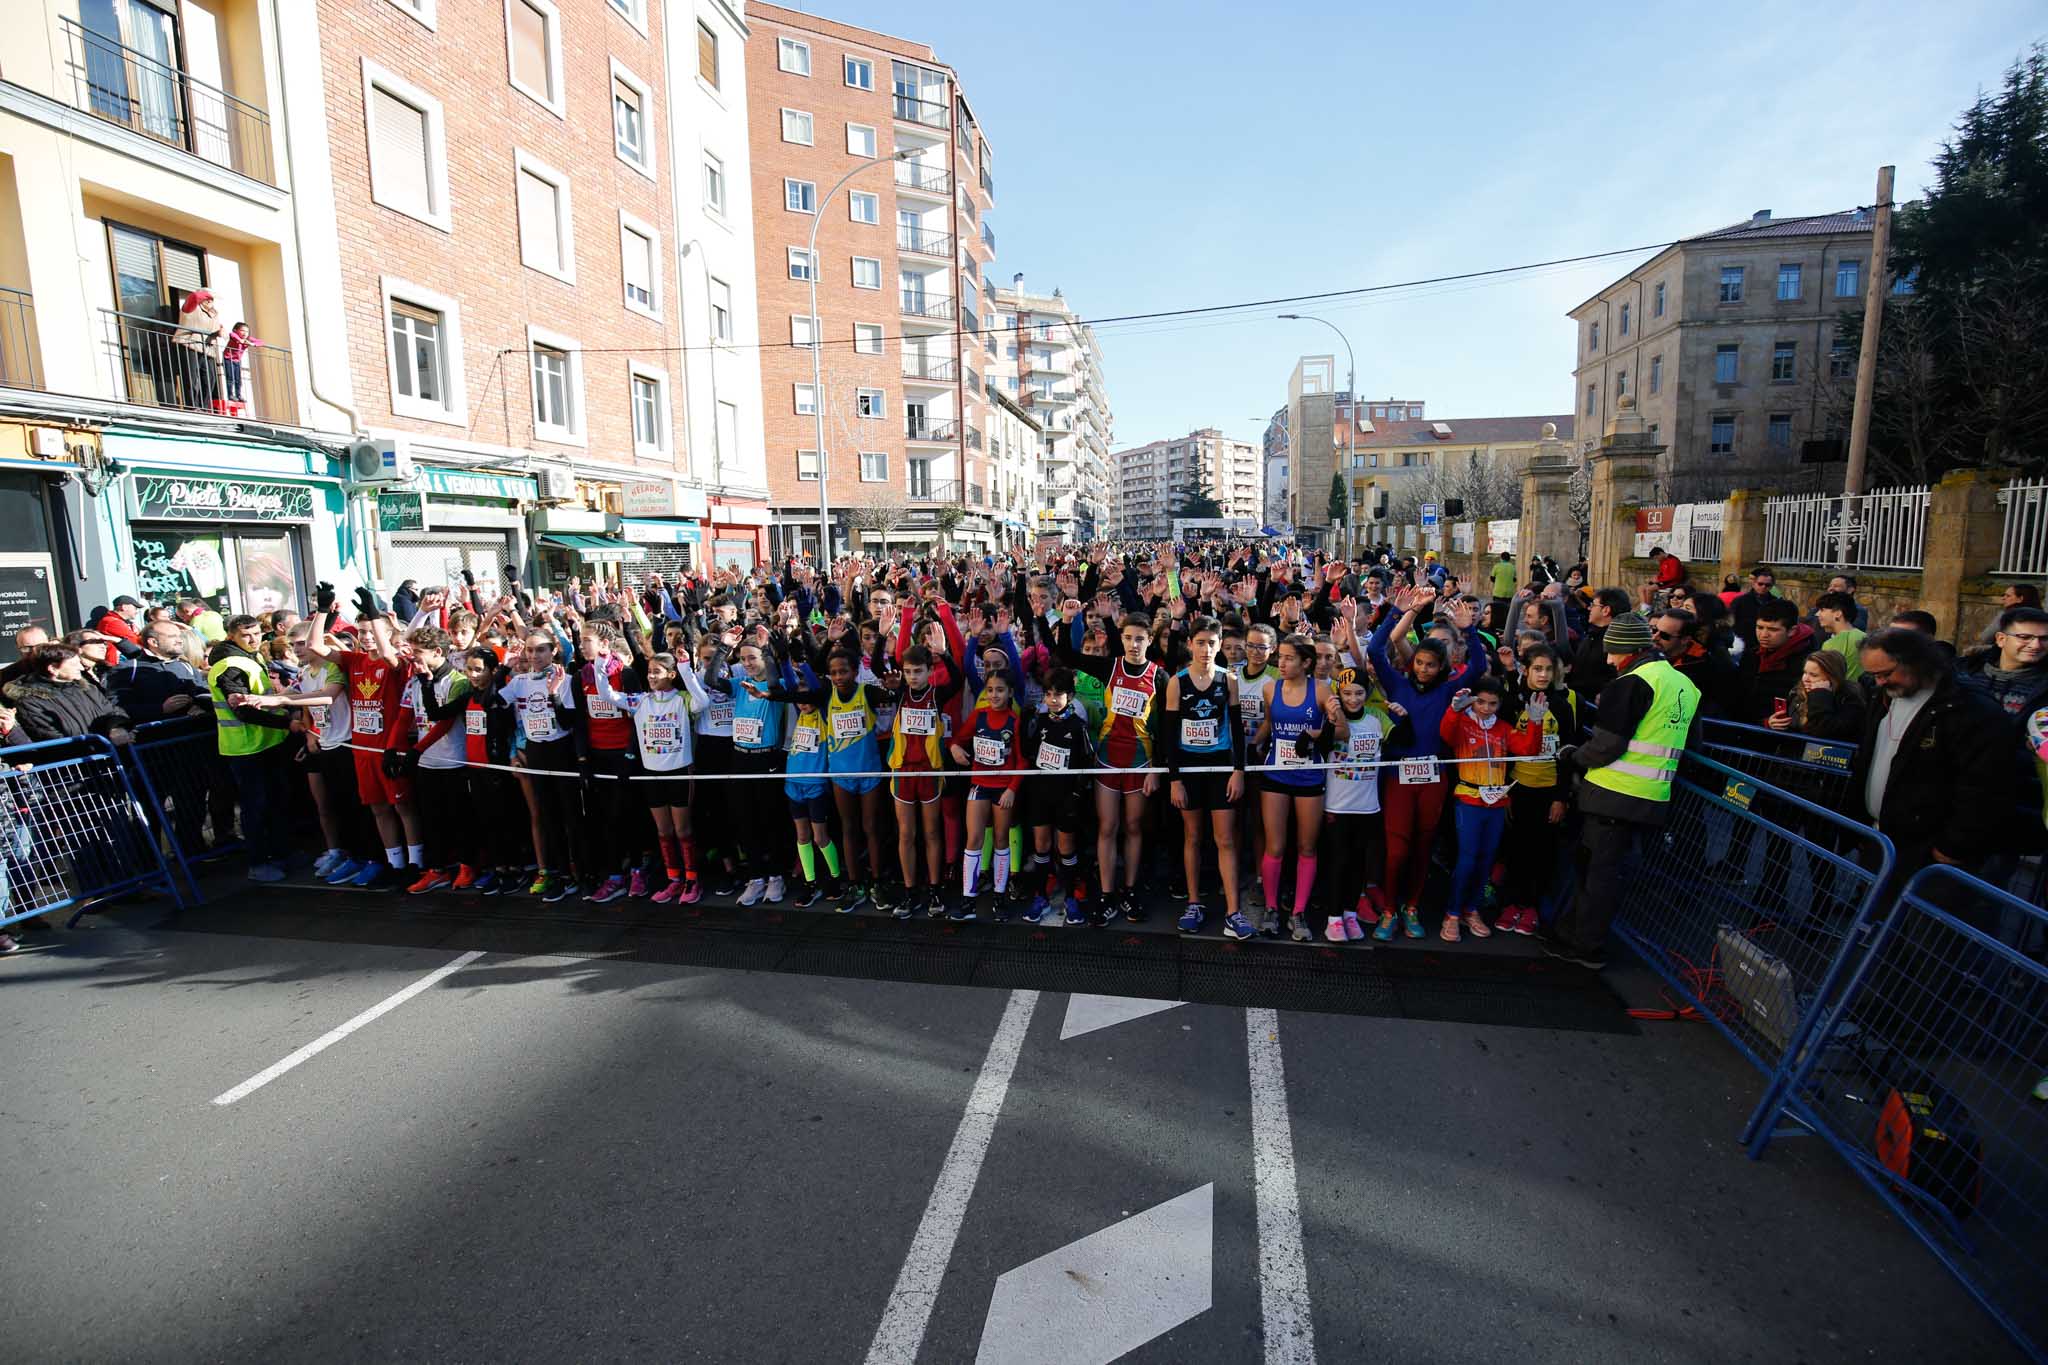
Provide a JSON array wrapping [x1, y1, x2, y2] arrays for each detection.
[[313, 850, 340, 877], [1063, 896, 1086, 926], [474, 871, 502, 896], [1025, 895, 1049, 924], [246, 861, 287, 884], [948, 898, 974, 922], [350, 860, 390, 888], [1223, 910, 1258, 941], [1178, 903, 1206, 933], [324, 857, 365, 885]]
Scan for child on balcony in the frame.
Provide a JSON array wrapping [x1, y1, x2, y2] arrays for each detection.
[[221, 322, 263, 405]]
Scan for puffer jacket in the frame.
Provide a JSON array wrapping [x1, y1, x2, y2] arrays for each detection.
[[2, 673, 131, 743]]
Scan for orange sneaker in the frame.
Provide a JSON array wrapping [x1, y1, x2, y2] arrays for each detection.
[[451, 864, 480, 891], [1464, 910, 1493, 939], [407, 867, 451, 895], [1440, 914, 1461, 943]]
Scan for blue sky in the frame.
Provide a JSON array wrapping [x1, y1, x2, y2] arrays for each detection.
[[806, 0, 2042, 450]]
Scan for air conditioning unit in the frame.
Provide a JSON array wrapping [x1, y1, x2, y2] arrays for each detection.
[[535, 466, 577, 503], [347, 435, 415, 485]]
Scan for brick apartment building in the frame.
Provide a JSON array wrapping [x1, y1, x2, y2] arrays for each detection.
[[1114, 428, 1259, 538], [745, 3, 997, 558]]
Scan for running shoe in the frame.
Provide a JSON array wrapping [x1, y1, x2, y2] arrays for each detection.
[[1096, 896, 1121, 926], [474, 871, 503, 897], [840, 882, 870, 913], [1121, 892, 1147, 925], [247, 862, 287, 884], [1007, 878, 1033, 907], [1260, 907, 1282, 938], [737, 878, 767, 906], [1372, 911, 1397, 942], [1223, 910, 1258, 941], [1463, 911, 1493, 940], [892, 889, 913, 920], [408, 867, 451, 895], [713, 874, 743, 900], [1341, 910, 1365, 942], [527, 871, 550, 897], [870, 881, 899, 915], [652, 877, 685, 905], [925, 888, 947, 919], [451, 865, 480, 892], [1289, 912, 1313, 943], [947, 897, 974, 922], [628, 868, 650, 899], [321, 855, 362, 884], [543, 877, 579, 905], [1025, 895, 1050, 925], [1401, 906, 1425, 939], [1178, 903, 1206, 933], [832, 878, 859, 905], [352, 860, 394, 889], [794, 881, 824, 909], [313, 850, 341, 878], [589, 875, 628, 905], [678, 878, 704, 905], [1063, 896, 1086, 926], [1324, 915, 1347, 943], [765, 876, 786, 904], [1363, 884, 1392, 918], [1440, 914, 1462, 943]]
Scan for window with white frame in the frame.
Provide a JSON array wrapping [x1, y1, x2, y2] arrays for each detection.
[[784, 178, 816, 213], [515, 152, 574, 282], [385, 0, 435, 29], [362, 61, 449, 231], [619, 214, 659, 316], [506, 0, 564, 116], [778, 37, 810, 75], [787, 247, 815, 281], [849, 191, 879, 224], [844, 56, 873, 89], [796, 449, 820, 481], [853, 322, 882, 354], [860, 451, 887, 482], [528, 327, 581, 441], [710, 277, 733, 342], [607, 0, 645, 29], [790, 314, 817, 347], [847, 123, 877, 157], [611, 63, 654, 174], [703, 152, 726, 215], [630, 366, 668, 456], [855, 387, 884, 418], [851, 256, 881, 290], [781, 109, 813, 145], [794, 384, 817, 415], [1718, 266, 1744, 303], [383, 278, 465, 424], [1777, 263, 1802, 300]]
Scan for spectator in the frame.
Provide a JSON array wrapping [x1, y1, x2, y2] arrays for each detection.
[[1957, 606, 2048, 732], [1652, 606, 1739, 718], [1717, 573, 1743, 607], [178, 598, 225, 643], [1569, 587, 1634, 698], [1736, 596, 1817, 725], [174, 287, 225, 410], [392, 579, 422, 622], [1650, 545, 1685, 595], [1813, 591, 1867, 681], [1764, 649, 1866, 741], [90, 596, 144, 667], [1892, 609, 1938, 634], [1807, 574, 1869, 632], [1729, 567, 1781, 651], [208, 614, 295, 882], [2, 643, 133, 744], [107, 621, 209, 723], [1488, 550, 1517, 633], [1999, 583, 2041, 613], [1852, 626, 2025, 879]]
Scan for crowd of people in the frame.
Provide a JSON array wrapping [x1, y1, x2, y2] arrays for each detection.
[[3, 540, 2044, 965]]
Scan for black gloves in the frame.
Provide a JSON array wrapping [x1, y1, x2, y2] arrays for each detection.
[[504, 563, 520, 585], [315, 581, 336, 613], [461, 568, 475, 586], [354, 585, 384, 621], [380, 747, 417, 778]]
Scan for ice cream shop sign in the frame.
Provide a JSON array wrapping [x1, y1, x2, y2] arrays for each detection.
[[133, 476, 317, 523]]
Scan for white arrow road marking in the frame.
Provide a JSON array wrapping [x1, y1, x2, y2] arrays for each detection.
[[866, 989, 1040, 1365], [974, 1184, 1214, 1365], [1059, 993, 1185, 1040], [1247, 1007, 1316, 1363]]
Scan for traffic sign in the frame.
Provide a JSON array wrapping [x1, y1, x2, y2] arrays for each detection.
[[1420, 503, 1440, 528]]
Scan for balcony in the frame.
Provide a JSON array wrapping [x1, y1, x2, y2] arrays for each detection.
[[899, 293, 955, 322], [906, 416, 958, 443], [908, 479, 960, 503], [1, 288, 43, 391], [60, 18, 275, 185], [901, 354, 957, 383], [892, 93, 949, 129], [897, 225, 954, 259], [895, 161, 952, 196], [964, 427, 983, 451], [101, 309, 296, 423]]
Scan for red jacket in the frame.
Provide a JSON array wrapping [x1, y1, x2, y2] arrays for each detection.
[[1438, 704, 1541, 804], [92, 610, 142, 667]]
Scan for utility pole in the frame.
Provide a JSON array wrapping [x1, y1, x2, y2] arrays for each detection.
[[1838, 164, 1894, 568]]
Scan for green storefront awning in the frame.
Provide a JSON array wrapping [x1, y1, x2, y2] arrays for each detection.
[[537, 534, 645, 563]]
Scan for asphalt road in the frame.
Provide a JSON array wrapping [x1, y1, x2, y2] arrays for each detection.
[[0, 898, 2020, 1364]]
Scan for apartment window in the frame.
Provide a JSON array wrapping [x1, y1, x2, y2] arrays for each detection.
[[1714, 344, 1739, 384], [611, 64, 654, 174], [790, 314, 817, 347], [781, 109, 814, 145], [1836, 259, 1861, 297], [697, 21, 719, 87], [796, 449, 820, 481], [1771, 341, 1796, 383], [787, 247, 815, 281], [1710, 414, 1735, 455], [855, 388, 884, 418], [709, 277, 733, 342], [1767, 413, 1793, 450], [1649, 354, 1662, 394], [1830, 338, 1853, 379], [794, 383, 817, 416], [847, 123, 877, 157], [845, 56, 873, 90], [515, 153, 574, 282], [859, 451, 888, 482], [1588, 321, 1600, 351], [1718, 266, 1744, 303], [784, 178, 816, 213], [1619, 302, 1631, 336], [607, 0, 645, 28], [528, 330, 580, 440], [1615, 369, 1628, 398], [851, 256, 881, 290], [362, 62, 449, 231], [1653, 280, 1666, 316], [703, 152, 726, 215], [849, 191, 879, 224], [384, 280, 464, 424], [1891, 267, 1918, 296], [630, 368, 667, 456], [778, 37, 810, 76], [386, 0, 435, 27], [1584, 383, 1595, 416], [619, 215, 659, 316], [1777, 263, 1802, 300], [853, 322, 882, 354], [506, 0, 564, 116]]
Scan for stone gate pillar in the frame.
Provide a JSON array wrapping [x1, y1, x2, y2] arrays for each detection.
[[1586, 398, 1664, 593]]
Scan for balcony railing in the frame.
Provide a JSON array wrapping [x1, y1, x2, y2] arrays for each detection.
[[899, 293, 955, 321], [892, 93, 949, 129], [61, 17, 275, 185], [897, 225, 954, 258], [964, 428, 983, 451], [101, 308, 296, 424], [908, 478, 960, 503], [894, 161, 952, 195], [900, 354, 956, 382], [906, 417, 958, 443], [0, 287, 42, 391]]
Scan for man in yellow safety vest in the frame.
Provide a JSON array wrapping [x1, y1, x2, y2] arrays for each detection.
[[1545, 610, 1701, 969]]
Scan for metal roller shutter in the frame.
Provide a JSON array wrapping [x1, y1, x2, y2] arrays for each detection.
[[629, 542, 695, 580], [383, 534, 514, 599]]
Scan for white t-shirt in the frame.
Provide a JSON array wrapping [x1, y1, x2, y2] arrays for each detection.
[[1864, 685, 1934, 819], [1326, 712, 1386, 816], [500, 671, 576, 746], [298, 660, 350, 752], [406, 670, 469, 769]]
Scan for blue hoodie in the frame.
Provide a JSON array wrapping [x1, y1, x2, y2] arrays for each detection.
[[1366, 609, 1487, 761]]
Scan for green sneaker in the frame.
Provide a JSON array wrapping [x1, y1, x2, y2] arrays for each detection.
[[527, 871, 549, 896]]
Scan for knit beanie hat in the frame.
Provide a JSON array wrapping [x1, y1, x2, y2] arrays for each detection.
[[1603, 612, 1654, 656]]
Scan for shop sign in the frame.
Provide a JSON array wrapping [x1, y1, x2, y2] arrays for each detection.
[[1633, 504, 1690, 558], [377, 492, 426, 533], [417, 466, 538, 501], [134, 475, 315, 523], [624, 480, 678, 517], [620, 518, 701, 545]]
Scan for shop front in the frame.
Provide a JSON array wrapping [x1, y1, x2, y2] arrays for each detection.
[[0, 443, 82, 662], [375, 465, 536, 602], [703, 501, 767, 572], [532, 508, 641, 589], [619, 518, 702, 580], [125, 470, 324, 616]]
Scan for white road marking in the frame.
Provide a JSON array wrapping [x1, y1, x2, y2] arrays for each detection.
[[210, 950, 485, 1107], [1247, 1007, 1317, 1364], [865, 988, 1039, 1365], [1059, 993, 1184, 1040], [974, 1183, 1213, 1365]]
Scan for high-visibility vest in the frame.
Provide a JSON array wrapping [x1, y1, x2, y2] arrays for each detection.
[[208, 654, 285, 757], [1582, 659, 1698, 803]]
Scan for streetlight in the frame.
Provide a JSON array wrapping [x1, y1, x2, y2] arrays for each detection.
[[810, 147, 922, 562], [1278, 313, 1356, 552]]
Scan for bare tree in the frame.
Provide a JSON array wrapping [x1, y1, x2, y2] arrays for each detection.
[[848, 496, 910, 548]]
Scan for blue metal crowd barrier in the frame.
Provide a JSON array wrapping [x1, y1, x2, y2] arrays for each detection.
[[1744, 865, 2048, 1363], [0, 733, 186, 928], [121, 716, 239, 903], [1615, 750, 1896, 1079], [1697, 716, 1857, 811]]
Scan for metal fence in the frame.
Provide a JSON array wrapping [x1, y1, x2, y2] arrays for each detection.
[[1744, 866, 2048, 1362], [122, 717, 240, 903], [1, 734, 184, 929], [1995, 478, 2048, 580], [1698, 716, 1856, 810], [1762, 485, 1930, 571]]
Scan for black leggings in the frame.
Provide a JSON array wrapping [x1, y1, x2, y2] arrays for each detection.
[[729, 746, 787, 875], [1502, 783, 1564, 907], [581, 748, 648, 876], [1320, 810, 1381, 915], [520, 737, 581, 874]]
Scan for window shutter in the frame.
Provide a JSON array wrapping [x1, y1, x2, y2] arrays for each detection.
[[518, 169, 560, 270], [511, 1, 551, 97], [697, 24, 717, 84], [161, 244, 205, 302], [372, 86, 431, 214], [622, 230, 651, 296]]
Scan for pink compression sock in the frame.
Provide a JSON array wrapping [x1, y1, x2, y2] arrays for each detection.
[[1261, 854, 1283, 909]]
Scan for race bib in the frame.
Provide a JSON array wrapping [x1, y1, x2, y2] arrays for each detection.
[[1540, 732, 1559, 758], [1350, 732, 1380, 762], [1182, 719, 1219, 749], [352, 700, 383, 736], [1479, 783, 1511, 805], [644, 718, 679, 750], [900, 708, 936, 736], [973, 735, 1005, 767], [587, 694, 622, 719], [1238, 690, 1265, 724], [734, 717, 765, 746], [1110, 686, 1147, 718], [791, 727, 820, 754], [1398, 759, 1436, 785], [707, 700, 734, 729], [1276, 740, 1311, 768], [521, 705, 554, 740], [309, 704, 330, 733], [1036, 742, 1070, 772], [832, 709, 867, 740], [465, 710, 486, 736]]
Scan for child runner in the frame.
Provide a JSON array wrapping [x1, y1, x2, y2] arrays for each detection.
[[1324, 667, 1391, 942], [781, 684, 842, 908], [1022, 667, 1096, 926], [728, 640, 791, 905], [1252, 635, 1346, 942], [500, 630, 582, 902], [1161, 615, 1253, 940], [594, 643, 711, 904], [949, 669, 1023, 920], [1500, 644, 1580, 934], [885, 641, 960, 918], [306, 588, 423, 889], [1082, 613, 1162, 925], [1438, 677, 1543, 942]]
